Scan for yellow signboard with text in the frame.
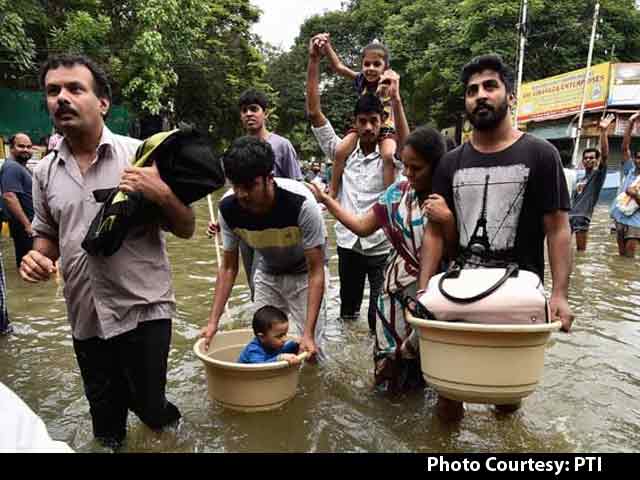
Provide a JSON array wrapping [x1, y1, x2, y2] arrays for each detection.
[[517, 62, 610, 123]]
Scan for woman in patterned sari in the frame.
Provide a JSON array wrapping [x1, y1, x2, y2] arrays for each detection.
[[307, 126, 449, 393]]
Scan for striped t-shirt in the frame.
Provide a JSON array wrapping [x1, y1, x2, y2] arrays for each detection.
[[219, 178, 327, 275]]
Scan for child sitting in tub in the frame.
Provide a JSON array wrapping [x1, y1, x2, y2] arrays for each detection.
[[238, 306, 302, 365]]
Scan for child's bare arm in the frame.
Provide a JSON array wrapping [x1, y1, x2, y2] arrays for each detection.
[[321, 34, 358, 80], [380, 138, 397, 188], [277, 353, 302, 365], [386, 70, 409, 147]]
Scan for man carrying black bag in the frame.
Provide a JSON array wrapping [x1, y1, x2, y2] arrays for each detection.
[[19, 54, 223, 449]]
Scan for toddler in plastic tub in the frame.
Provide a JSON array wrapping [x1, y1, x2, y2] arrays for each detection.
[[238, 306, 301, 365]]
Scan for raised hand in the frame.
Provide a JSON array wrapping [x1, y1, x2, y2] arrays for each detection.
[[599, 113, 615, 130], [378, 69, 400, 99], [309, 33, 329, 58]]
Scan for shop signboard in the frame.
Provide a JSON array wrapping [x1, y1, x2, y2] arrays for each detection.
[[517, 63, 610, 123]]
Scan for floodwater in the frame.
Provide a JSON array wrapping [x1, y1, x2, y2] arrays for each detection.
[[1, 200, 639, 453]]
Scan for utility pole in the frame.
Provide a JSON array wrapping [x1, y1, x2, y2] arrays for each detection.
[[514, 0, 528, 129], [572, 0, 601, 167]]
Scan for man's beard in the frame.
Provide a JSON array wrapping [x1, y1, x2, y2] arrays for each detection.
[[14, 153, 31, 164], [466, 98, 509, 131]]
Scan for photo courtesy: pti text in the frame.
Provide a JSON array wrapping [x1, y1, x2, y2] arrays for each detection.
[[426, 456, 602, 475]]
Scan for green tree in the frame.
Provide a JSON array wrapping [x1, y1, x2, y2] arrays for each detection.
[[49, 11, 112, 64], [386, 0, 640, 128], [265, 0, 640, 148], [0, 0, 44, 80], [3, 0, 266, 145]]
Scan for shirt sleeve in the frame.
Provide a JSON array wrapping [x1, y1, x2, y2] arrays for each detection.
[[281, 340, 299, 355], [311, 121, 341, 161], [218, 207, 239, 252], [531, 141, 571, 213], [279, 140, 303, 180], [432, 152, 456, 211], [372, 182, 395, 228], [31, 163, 58, 240], [298, 198, 327, 250], [0, 163, 26, 194]]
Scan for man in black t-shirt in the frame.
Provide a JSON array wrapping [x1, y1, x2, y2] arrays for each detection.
[[421, 54, 572, 327], [418, 56, 573, 419], [1, 133, 35, 268]]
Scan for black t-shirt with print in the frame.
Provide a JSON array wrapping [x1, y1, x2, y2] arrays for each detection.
[[432, 133, 570, 280]]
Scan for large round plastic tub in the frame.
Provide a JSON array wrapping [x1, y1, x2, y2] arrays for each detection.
[[407, 313, 561, 405], [194, 329, 308, 412]]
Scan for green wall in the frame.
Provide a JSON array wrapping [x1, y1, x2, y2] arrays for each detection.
[[0, 87, 132, 144]]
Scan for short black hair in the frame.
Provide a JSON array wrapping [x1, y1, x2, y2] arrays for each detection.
[[253, 305, 288, 336], [239, 89, 269, 111], [222, 136, 274, 185], [582, 147, 600, 160], [362, 42, 390, 68], [39, 54, 112, 104], [354, 93, 384, 118], [461, 54, 515, 95], [403, 126, 446, 173]]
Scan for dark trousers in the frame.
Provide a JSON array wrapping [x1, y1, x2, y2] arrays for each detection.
[[337, 246, 387, 332], [9, 222, 33, 269], [72, 319, 181, 446]]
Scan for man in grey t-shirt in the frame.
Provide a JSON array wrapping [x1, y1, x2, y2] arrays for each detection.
[[238, 89, 302, 179], [202, 137, 327, 359]]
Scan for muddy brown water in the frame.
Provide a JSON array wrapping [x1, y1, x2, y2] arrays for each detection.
[[1, 200, 639, 452]]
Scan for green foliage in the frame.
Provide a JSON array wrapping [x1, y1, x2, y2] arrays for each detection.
[[1, 0, 267, 147], [3, 0, 640, 154], [49, 11, 112, 63], [0, 0, 38, 77], [267, 0, 640, 148]]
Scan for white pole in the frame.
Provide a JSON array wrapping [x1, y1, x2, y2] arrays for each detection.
[[207, 194, 230, 318], [571, 0, 600, 167], [514, 0, 528, 128]]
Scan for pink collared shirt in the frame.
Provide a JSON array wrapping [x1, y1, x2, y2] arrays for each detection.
[[32, 126, 175, 340]]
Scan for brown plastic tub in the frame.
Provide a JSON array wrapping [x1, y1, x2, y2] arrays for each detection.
[[194, 329, 308, 412], [407, 314, 561, 405]]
